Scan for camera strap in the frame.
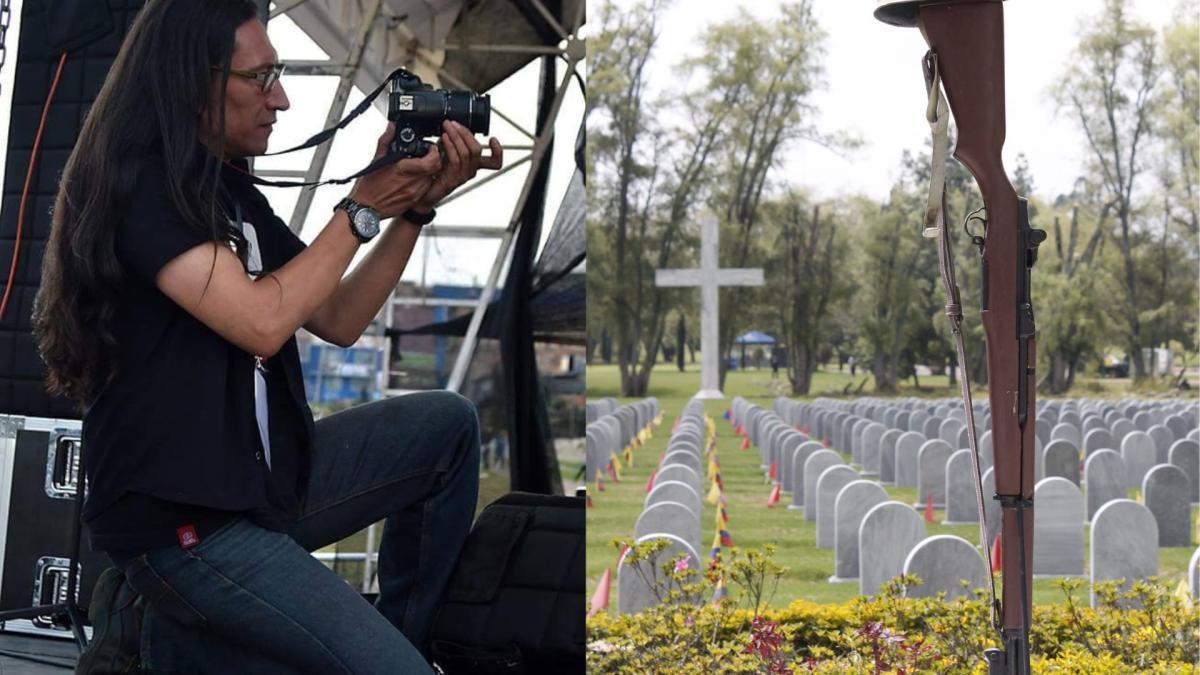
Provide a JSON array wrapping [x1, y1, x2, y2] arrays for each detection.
[[224, 67, 421, 189]]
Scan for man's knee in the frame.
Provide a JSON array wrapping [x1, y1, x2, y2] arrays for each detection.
[[393, 391, 480, 466]]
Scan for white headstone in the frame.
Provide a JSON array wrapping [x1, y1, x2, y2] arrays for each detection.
[[859, 501, 926, 596], [1089, 500, 1158, 608], [903, 535, 989, 600], [831, 480, 889, 581], [1033, 477, 1085, 576], [1083, 449, 1125, 522]]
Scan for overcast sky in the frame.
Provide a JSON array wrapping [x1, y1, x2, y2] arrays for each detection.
[[0, 3, 585, 288], [607, 0, 1177, 203], [0, 1, 1182, 286]]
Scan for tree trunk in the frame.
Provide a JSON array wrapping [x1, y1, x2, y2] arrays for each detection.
[[1050, 351, 1070, 394]]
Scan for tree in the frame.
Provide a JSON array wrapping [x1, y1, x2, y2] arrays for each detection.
[[675, 314, 686, 372], [760, 192, 850, 395], [1158, 0, 1199, 239], [674, 1, 833, 389], [1055, 0, 1162, 380], [587, 0, 670, 396], [854, 189, 931, 393], [1036, 198, 1109, 393]]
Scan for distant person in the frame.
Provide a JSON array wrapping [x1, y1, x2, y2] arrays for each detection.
[[770, 351, 780, 378], [34, 1, 502, 671], [494, 432, 509, 470], [481, 433, 494, 471], [849, 355, 857, 376]]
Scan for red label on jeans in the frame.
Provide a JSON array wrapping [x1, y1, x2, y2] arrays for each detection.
[[177, 524, 200, 549]]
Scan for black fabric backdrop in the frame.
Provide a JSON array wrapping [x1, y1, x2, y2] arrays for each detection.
[[1, 0, 143, 418]]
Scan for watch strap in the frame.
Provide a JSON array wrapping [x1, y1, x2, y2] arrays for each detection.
[[402, 208, 436, 226]]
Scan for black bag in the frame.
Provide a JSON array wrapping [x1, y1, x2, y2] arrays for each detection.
[[429, 493, 584, 674], [75, 566, 143, 674]]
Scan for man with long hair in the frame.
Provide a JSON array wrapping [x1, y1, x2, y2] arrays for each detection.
[[31, 0, 503, 671]]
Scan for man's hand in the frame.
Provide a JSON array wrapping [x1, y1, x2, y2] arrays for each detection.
[[349, 123, 441, 219], [413, 120, 504, 213]]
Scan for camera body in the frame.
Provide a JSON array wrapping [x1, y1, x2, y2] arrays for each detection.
[[387, 70, 491, 159]]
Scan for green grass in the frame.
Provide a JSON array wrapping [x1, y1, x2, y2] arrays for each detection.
[[586, 363, 1198, 615]]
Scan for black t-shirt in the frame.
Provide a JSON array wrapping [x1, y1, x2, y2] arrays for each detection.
[[82, 145, 315, 554]]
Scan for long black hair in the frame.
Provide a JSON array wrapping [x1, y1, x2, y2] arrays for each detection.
[[34, 0, 258, 407]]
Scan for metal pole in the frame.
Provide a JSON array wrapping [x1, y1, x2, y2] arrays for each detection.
[[445, 49, 581, 392], [286, 0, 385, 236]]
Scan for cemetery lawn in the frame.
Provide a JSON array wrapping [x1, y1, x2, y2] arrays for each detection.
[[586, 363, 1198, 615]]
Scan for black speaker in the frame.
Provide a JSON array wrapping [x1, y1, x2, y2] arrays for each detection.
[[0, 418, 104, 627]]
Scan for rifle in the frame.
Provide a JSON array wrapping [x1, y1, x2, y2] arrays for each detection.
[[874, 2, 1046, 674]]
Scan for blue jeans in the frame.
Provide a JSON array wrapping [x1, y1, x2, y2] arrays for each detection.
[[111, 391, 481, 674]]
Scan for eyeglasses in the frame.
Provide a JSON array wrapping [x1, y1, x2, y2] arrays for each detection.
[[214, 63, 286, 93]]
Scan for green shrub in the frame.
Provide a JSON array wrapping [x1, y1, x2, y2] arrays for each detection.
[[588, 542, 1200, 673]]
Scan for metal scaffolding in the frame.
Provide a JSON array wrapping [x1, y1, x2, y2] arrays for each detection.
[[263, 0, 585, 592]]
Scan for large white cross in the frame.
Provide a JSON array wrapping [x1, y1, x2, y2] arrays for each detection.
[[655, 215, 764, 399]]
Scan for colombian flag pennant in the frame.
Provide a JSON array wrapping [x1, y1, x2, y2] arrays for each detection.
[[723, 409, 731, 421], [710, 531, 722, 559], [766, 484, 781, 508], [611, 453, 623, 478], [715, 473, 724, 492], [1173, 579, 1192, 608], [586, 494, 594, 508], [712, 578, 728, 604], [706, 481, 722, 505], [719, 529, 734, 547], [716, 507, 729, 530], [596, 475, 606, 492], [740, 438, 750, 451], [588, 568, 611, 618], [802, 424, 809, 435], [645, 470, 657, 494], [769, 462, 778, 482], [624, 446, 633, 467]]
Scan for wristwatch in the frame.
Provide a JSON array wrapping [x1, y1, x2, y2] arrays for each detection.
[[334, 197, 381, 243]]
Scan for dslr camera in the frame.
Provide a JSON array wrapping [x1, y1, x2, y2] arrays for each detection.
[[387, 69, 491, 158]]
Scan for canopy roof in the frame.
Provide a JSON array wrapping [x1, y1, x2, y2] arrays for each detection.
[[734, 331, 777, 345], [283, 0, 584, 96]]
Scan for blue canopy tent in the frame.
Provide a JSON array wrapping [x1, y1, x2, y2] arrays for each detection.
[[733, 331, 777, 370], [735, 331, 777, 345]]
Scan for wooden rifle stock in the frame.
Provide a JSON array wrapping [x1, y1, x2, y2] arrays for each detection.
[[917, 0, 1039, 643]]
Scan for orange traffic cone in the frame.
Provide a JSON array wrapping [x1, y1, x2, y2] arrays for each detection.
[[588, 568, 612, 618], [924, 493, 934, 524], [767, 484, 781, 508], [991, 533, 1003, 573]]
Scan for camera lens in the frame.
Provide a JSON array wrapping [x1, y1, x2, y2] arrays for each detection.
[[445, 92, 490, 136]]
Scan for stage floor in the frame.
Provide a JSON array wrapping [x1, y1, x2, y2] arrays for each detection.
[[0, 622, 85, 673]]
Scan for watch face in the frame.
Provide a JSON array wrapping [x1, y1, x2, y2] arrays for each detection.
[[354, 208, 381, 238]]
